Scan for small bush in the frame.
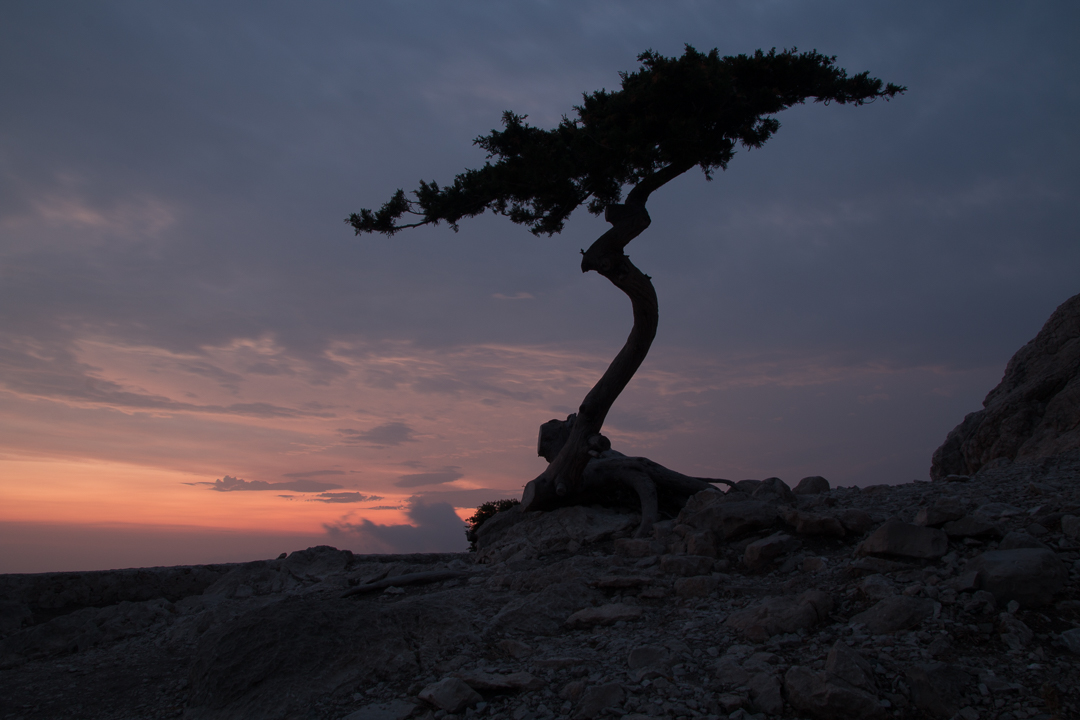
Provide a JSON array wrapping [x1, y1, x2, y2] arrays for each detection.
[[465, 498, 520, 552]]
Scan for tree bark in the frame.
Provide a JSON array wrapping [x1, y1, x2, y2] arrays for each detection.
[[522, 202, 658, 510]]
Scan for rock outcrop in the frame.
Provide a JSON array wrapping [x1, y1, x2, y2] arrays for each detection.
[[932, 292, 1080, 479], [1, 462, 1078, 720]]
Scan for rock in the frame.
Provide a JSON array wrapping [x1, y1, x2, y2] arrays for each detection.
[[679, 500, 778, 540], [613, 538, 665, 558], [857, 521, 947, 559], [837, 509, 874, 535], [673, 575, 720, 598], [497, 638, 533, 659], [906, 663, 973, 719], [857, 574, 896, 600], [752, 477, 797, 505], [942, 515, 1003, 539], [627, 645, 667, 669], [684, 530, 718, 557], [849, 596, 934, 634], [659, 554, 713, 576], [715, 659, 752, 688], [783, 665, 886, 720], [418, 677, 482, 713], [1062, 514, 1080, 539], [726, 590, 832, 642], [342, 700, 418, 720], [572, 682, 624, 720], [477, 505, 637, 562], [490, 581, 601, 635], [931, 292, 1080, 479], [997, 531, 1048, 550], [996, 613, 1033, 651], [793, 476, 831, 494], [914, 498, 965, 527], [780, 508, 846, 537], [747, 672, 784, 715], [965, 548, 1067, 607], [186, 595, 478, 719], [565, 603, 643, 628], [743, 532, 800, 571], [825, 641, 877, 692], [455, 669, 544, 692], [1061, 628, 1080, 655]]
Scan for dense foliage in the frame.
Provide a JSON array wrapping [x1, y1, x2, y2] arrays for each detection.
[[349, 46, 903, 237], [464, 498, 521, 552]]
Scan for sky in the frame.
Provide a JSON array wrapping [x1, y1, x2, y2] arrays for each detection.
[[1, 1, 1077, 572]]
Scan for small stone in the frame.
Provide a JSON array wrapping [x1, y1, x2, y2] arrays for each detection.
[[342, 700, 417, 720], [780, 507, 846, 537], [838, 509, 875, 535], [914, 498, 965, 527], [1061, 515, 1080, 540], [942, 515, 1002, 539], [726, 590, 832, 641], [455, 670, 544, 692], [802, 556, 826, 573], [747, 672, 783, 715]]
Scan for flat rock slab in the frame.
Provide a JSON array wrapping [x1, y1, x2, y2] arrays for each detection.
[[850, 595, 935, 634], [454, 670, 543, 692], [680, 500, 779, 540], [857, 521, 947, 559], [965, 547, 1067, 607], [565, 603, 643, 628]]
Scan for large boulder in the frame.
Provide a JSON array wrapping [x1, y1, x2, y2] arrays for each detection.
[[931, 292, 1080, 479]]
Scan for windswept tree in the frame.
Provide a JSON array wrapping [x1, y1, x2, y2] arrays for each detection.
[[350, 46, 903, 537]]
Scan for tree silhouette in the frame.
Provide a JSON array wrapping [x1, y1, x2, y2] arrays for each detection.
[[350, 46, 903, 537]]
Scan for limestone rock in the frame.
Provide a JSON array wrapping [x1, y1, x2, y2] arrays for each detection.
[[572, 682, 624, 720], [837, 508, 874, 535], [659, 554, 713, 576], [906, 662, 973, 718], [678, 500, 778, 540], [856, 521, 947, 559], [914, 498, 965, 527], [454, 669, 543, 692], [343, 700, 418, 720], [726, 590, 832, 642], [931, 292, 1080, 479], [941, 514, 1002, 539], [793, 475, 831, 495], [418, 677, 482, 713], [783, 665, 886, 720], [965, 547, 1067, 607], [747, 672, 784, 715], [780, 508, 846, 537], [673, 575, 720, 598], [743, 532, 800, 571], [565, 603, 643, 628], [752, 477, 797, 505], [490, 581, 601, 635], [850, 595, 934, 634]]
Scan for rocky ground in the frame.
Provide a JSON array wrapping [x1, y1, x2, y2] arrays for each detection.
[[2, 455, 1079, 720]]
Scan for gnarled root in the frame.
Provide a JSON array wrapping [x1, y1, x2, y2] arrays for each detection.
[[582, 453, 733, 538]]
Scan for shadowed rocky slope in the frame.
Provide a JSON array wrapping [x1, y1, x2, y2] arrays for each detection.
[[2, 462, 1079, 720], [932, 292, 1080, 480]]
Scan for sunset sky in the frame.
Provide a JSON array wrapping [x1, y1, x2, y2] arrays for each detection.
[[2, 2, 1078, 572]]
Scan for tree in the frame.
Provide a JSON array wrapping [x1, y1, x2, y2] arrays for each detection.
[[349, 46, 903, 538]]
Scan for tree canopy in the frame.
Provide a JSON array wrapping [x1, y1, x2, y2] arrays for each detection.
[[349, 45, 904, 238]]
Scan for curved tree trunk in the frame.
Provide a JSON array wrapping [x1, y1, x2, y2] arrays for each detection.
[[522, 202, 661, 511]]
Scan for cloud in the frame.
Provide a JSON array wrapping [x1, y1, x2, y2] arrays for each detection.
[[186, 475, 344, 493], [310, 492, 383, 504], [412, 487, 521, 509], [323, 498, 467, 553], [337, 421, 418, 447], [393, 467, 463, 488], [282, 470, 346, 478], [493, 292, 534, 300]]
